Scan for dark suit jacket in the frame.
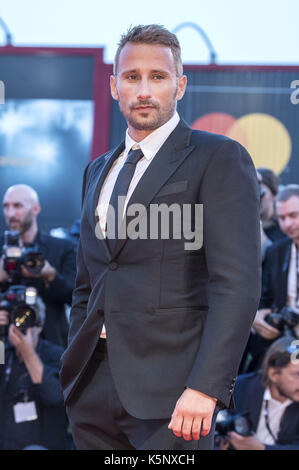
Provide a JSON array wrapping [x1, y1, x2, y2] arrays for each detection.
[[260, 236, 292, 311], [234, 372, 299, 450], [0, 232, 76, 347], [243, 237, 294, 373], [60, 119, 261, 419]]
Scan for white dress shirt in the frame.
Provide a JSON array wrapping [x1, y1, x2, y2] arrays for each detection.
[[96, 112, 180, 238], [256, 387, 292, 445], [286, 242, 299, 337], [287, 242, 299, 313], [97, 111, 180, 337]]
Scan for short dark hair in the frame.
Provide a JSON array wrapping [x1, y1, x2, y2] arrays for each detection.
[[276, 184, 299, 204], [113, 24, 183, 78], [257, 167, 279, 196], [260, 336, 296, 388]]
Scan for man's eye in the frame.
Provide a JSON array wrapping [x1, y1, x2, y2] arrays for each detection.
[[126, 75, 138, 80], [152, 74, 164, 80]]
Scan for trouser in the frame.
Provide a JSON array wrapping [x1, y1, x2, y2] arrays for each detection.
[[66, 339, 218, 450]]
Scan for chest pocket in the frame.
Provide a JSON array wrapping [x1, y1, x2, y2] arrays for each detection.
[[154, 180, 188, 198]]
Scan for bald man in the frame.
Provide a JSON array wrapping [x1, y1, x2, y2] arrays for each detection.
[[0, 185, 76, 347]]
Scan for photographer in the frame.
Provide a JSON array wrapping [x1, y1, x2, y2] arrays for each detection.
[[0, 184, 76, 347], [246, 185, 299, 371], [218, 337, 299, 450], [258, 167, 285, 242], [0, 296, 68, 450]]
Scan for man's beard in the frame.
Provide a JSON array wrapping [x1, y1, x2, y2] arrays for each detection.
[[125, 102, 176, 131], [276, 383, 299, 402], [120, 88, 178, 132], [8, 210, 33, 235]]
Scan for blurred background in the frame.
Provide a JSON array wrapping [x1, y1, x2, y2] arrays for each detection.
[[0, 0, 298, 231]]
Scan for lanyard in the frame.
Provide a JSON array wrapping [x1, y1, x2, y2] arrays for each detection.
[[264, 400, 277, 444]]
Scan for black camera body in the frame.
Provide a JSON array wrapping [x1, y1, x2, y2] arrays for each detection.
[[265, 306, 299, 338], [0, 285, 39, 337], [215, 409, 253, 438], [3, 230, 44, 282]]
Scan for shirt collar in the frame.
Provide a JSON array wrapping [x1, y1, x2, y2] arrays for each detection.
[[124, 112, 180, 161], [263, 387, 293, 407]]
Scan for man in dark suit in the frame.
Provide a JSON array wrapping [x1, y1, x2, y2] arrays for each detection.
[[247, 185, 299, 372], [0, 184, 76, 347], [219, 336, 299, 450], [60, 24, 261, 450]]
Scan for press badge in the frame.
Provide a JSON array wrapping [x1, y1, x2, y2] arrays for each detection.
[[13, 401, 38, 423]]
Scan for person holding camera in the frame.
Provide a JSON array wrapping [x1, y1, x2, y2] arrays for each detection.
[[0, 296, 68, 450], [245, 185, 299, 372], [218, 336, 299, 450], [0, 184, 77, 347]]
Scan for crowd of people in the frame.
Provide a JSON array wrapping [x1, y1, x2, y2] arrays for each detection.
[[0, 184, 76, 449], [0, 166, 298, 450]]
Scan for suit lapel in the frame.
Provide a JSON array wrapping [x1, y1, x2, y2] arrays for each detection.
[[112, 120, 195, 257], [281, 239, 292, 308], [88, 142, 125, 259]]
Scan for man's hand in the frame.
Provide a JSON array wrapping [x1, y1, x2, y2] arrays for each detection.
[[253, 309, 281, 340], [21, 260, 56, 284], [168, 388, 217, 441], [227, 431, 265, 450], [9, 324, 43, 383], [8, 324, 37, 354]]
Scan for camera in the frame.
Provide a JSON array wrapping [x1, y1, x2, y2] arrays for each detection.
[[0, 285, 40, 337], [215, 409, 253, 438], [265, 306, 299, 338], [3, 230, 45, 282]]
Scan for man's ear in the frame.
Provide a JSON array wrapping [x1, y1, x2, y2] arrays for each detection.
[[268, 367, 280, 384], [176, 75, 187, 102], [110, 75, 119, 101], [33, 204, 41, 217]]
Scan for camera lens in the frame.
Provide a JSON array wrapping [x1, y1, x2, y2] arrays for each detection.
[[234, 415, 251, 436]]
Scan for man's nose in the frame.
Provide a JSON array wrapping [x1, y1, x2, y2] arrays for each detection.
[[5, 206, 16, 218], [137, 78, 152, 100]]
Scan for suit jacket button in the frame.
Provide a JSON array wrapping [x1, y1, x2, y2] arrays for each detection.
[[109, 262, 118, 270]]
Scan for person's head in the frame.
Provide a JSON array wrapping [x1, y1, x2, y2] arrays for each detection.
[[261, 336, 299, 402], [110, 24, 187, 140], [3, 184, 40, 237], [257, 167, 279, 220], [275, 184, 299, 245]]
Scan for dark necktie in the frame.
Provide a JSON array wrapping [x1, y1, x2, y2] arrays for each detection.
[[106, 146, 144, 253]]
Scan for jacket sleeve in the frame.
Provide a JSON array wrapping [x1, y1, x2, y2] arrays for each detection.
[[67, 162, 93, 346], [259, 245, 275, 309], [42, 239, 77, 305], [265, 441, 299, 450], [186, 139, 262, 408], [32, 343, 65, 407]]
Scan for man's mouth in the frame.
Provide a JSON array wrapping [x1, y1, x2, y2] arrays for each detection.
[[134, 105, 155, 110]]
